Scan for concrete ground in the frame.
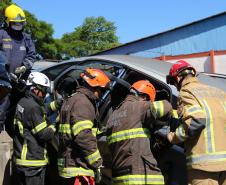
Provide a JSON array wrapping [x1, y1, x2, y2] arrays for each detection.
[[0, 131, 13, 185]]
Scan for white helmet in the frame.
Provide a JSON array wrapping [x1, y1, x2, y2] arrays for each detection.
[[27, 72, 50, 89]]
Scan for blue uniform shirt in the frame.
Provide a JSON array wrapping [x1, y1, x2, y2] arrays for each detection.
[[0, 28, 36, 73]]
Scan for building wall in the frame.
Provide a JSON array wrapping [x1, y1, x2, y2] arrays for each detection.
[[165, 54, 226, 74], [98, 13, 226, 59], [95, 13, 226, 74]]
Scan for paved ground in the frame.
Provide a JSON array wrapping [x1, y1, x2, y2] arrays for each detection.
[[0, 131, 13, 185]]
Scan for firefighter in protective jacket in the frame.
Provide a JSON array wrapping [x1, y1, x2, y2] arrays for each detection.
[[106, 80, 172, 185], [58, 68, 111, 185], [13, 72, 56, 185], [156, 60, 226, 185]]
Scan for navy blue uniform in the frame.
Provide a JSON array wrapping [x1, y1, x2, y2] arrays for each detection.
[[0, 28, 36, 73], [0, 51, 11, 100], [0, 28, 36, 133]]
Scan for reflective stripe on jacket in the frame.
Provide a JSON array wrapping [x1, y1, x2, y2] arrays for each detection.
[[13, 91, 55, 168], [58, 87, 102, 178], [106, 95, 170, 185], [168, 77, 226, 172]]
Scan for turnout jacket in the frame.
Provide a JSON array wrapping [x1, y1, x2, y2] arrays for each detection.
[[13, 91, 56, 169], [106, 95, 172, 185], [168, 77, 226, 172], [58, 87, 102, 178], [0, 28, 36, 73]]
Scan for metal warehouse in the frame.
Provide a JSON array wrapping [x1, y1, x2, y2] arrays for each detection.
[[95, 12, 226, 74]]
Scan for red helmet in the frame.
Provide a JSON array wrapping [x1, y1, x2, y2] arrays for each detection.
[[80, 68, 110, 88], [132, 80, 156, 102], [166, 60, 196, 85]]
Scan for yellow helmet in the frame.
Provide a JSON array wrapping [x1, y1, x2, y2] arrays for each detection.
[[4, 4, 26, 25]]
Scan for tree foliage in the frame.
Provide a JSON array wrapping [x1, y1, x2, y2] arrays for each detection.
[[0, 2, 120, 59], [24, 11, 59, 59], [60, 16, 120, 57]]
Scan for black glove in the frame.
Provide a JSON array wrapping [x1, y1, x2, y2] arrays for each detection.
[[154, 126, 170, 141]]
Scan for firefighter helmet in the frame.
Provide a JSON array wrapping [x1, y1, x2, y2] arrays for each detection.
[[27, 72, 50, 93], [81, 68, 110, 88], [4, 4, 26, 30], [166, 60, 196, 85], [132, 80, 156, 102]]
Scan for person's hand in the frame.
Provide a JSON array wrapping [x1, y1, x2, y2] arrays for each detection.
[[15, 66, 26, 75], [154, 126, 170, 141]]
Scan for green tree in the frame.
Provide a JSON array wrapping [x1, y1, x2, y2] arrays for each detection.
[[0, 1, 60, 60], [25, 11, 59, 59], [61, 16, 120, 57], [0, 0, 12, 25]]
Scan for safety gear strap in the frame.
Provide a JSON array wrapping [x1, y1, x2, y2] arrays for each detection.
[[74, 176, 95, 185]]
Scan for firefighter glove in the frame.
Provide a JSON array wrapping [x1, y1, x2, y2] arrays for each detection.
[[15, 66, 26, 75], [154, 126, 170, 142]]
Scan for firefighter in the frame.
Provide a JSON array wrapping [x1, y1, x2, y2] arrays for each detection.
[[0, 4, 36, 74], [106, 80, 172, 185], [58, 68, 111, 185], [0, 4, 36, 133], [13, 72, 57, 185], [155, 60, 226, 185]]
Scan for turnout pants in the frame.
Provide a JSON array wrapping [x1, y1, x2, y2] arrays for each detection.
[[14, 167, 46, 185], [188, 169, 226, 185]]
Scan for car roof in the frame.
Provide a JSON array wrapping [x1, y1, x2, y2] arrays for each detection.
[[58, 55, 171, 81], [42, 54, 226, 92], [32, 61, 57, 71]]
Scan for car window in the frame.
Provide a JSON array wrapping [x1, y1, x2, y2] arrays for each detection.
[[54, 60, 126, 129], [42, 63, 74, 81]]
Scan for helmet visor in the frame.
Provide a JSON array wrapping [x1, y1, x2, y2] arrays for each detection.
[[10, 21, 25, 31]]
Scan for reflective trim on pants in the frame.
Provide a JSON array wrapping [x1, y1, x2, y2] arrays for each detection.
[[16, 159, 48, 167], [58, 167, 95, 178], [112, 174, 165, 185]]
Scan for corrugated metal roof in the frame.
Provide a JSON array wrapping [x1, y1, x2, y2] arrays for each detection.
[[94, 11, 226, 56]]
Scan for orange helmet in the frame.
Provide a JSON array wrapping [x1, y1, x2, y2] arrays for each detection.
[[81, 68, 110, 88], [132, 80, 156, 102]]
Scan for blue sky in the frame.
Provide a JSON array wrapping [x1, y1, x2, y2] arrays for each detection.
[[13, 0, 226, 43]]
